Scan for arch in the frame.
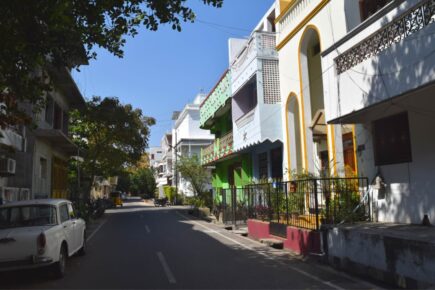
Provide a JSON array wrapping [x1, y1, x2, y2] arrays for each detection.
[[297, 24, 336, 175], [285, 92, 304, 179]]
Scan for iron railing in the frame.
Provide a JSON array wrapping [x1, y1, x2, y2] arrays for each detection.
[[201, 131, 233, 165], [216, 177, 370, 231]]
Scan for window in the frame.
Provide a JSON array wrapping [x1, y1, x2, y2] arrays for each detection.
[[67, 203, 75, 219], [59, 204, 69, 223], [359, 0, 392, 21], [233, 78, 258, 121], [45, 96, 54, 125], [54, 103, 63, 130], [271, 148, 283, 179], [373, 112, 412, 166], [258, 153, 268, 180], [0, 206, 57, 228], [40, 157, 48, 179]]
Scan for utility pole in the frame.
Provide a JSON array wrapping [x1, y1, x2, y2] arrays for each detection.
[[174, 130, 177, 205]]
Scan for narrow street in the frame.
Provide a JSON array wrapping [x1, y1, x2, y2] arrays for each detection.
[[0, 201, 386, 289]]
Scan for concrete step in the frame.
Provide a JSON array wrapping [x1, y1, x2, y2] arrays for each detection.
[[260, 238, 284, 249], [232, 229, 248, 236]]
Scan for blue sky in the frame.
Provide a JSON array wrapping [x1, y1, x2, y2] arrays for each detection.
[[72, 0, 275, 147]]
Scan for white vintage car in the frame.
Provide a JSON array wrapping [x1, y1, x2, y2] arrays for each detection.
[[0, 199, 86, 278]]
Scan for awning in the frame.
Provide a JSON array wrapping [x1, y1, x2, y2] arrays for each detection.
[[310, 109, 327, 135], [328, 81, 435, 124]]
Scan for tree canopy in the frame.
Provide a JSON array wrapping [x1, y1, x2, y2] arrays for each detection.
[[0, 0, 223, 128], [70, 96, 155, 195], [175, 155, 210, 197]]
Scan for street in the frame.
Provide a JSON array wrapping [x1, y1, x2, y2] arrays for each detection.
[[0, 201, 386, 289]]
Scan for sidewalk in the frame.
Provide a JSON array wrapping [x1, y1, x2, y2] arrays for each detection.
[[177, 209, 389, 290]]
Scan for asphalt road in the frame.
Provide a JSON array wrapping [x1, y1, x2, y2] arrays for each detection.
[[0, 201, 387, 289]]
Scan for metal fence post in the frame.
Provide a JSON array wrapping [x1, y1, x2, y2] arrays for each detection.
[[313, 179, 319, 230], [221, 188, 226, 224], [284, 182, 289, 225], [267, 184, 272, 221], [232, 186, 236, 227]]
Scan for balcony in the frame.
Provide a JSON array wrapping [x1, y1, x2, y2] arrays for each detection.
[[34, 129, 78, 155], [322, 0, 435, 123], [201, 131, 233, 165], [200, 70, 232, 128], [231, 32, 277, 94]]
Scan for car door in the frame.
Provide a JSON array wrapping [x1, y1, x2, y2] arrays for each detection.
[[67, 202, 80, 252], [59, 203, 74, 255]]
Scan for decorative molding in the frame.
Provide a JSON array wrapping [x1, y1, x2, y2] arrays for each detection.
[[335, 0, 435, 74], [276, 0, 331, 51]]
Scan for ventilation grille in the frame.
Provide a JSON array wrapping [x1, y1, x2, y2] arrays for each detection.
[[262, 60, 280, 104]]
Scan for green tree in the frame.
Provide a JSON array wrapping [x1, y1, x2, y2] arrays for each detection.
[[0, 0, 223, 128], [70, 96, 155, 196], [175, 155, 211, 206], [130, 168, 156, 196], [117, 170, 132, 193]]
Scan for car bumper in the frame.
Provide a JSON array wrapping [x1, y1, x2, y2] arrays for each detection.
[[0, 256, 54, 272]]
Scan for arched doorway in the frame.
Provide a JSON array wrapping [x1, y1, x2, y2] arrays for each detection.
[[299, 26, 333, 176], [286, 94, 303, 174]]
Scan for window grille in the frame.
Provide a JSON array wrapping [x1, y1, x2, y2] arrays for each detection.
[[262, 60, 281, 104]]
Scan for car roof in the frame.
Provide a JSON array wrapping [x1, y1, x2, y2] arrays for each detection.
[[0, 198, 71, 208]]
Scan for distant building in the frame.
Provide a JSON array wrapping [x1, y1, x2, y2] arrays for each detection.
[[156, 133, 173, 198], [172, 94, 214, 197]]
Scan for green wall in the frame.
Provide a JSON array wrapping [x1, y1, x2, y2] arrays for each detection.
[[211, 110, 232, 138], [212, 153, 252, 189]]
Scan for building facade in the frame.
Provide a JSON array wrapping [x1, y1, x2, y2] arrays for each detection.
[[322, 0, 435, 224], [200, 4, 283, 193], [276, 0, 362, 179], [0, 67, 85, 202], [172, 94, 214, 197], [156, 133, 173, 198]]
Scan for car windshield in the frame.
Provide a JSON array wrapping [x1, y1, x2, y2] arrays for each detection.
[[0, 205, 57, 229]]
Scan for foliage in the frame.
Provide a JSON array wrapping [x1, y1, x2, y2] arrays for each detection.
[[0, 0, 223, 128], [130, 168, 156, 196], [70, 96, 154, 196], [116, 171, 132, 193], [254, 205, 270, 221], [175, 155, 211, 206], [324, 180, 366, 224]]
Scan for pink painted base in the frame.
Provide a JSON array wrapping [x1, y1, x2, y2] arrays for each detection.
[[247, 219, 270, 240], [284, 226, 321, 255], [247, 219, 321, 255]]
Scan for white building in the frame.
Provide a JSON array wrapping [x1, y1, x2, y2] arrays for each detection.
[[275, 0, 362, 178], [156, 133, 173, 198], [172, 94, 214, 197], [322, 0, 435, 224], [148, 146, 163, 172]]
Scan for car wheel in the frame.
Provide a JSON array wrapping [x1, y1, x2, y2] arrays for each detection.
[[53, 244, 67, 279], [78, 231, 87, 256]]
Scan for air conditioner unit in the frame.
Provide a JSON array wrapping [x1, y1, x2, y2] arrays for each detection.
[[3, 187, 19, 203], [0, 158, 16, 175]]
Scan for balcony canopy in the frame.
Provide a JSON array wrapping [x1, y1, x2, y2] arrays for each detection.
[[34, 129, 78, 155]]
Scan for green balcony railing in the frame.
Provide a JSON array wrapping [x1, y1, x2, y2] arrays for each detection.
[[201, 131, 233, 165]]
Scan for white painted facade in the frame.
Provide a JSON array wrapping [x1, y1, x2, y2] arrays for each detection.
[[275, 0, 361, 178], [230, 4, 283, 154], [321, 0, 435, 224], [172, 94, 214, 197], [156, 134, 173, 198]]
